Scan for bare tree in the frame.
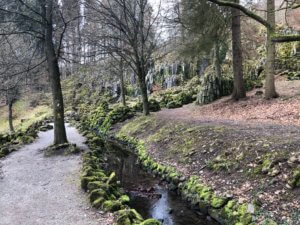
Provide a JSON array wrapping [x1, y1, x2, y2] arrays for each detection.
[[0, 34, 37, 133], [85, 0, 159, 115]]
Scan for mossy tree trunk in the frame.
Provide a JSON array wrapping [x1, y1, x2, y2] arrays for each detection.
[[8, 101, 14, 133], [44, 0, 68, 145], [264, 0, 278, 99], [231, 0, 246, 100]]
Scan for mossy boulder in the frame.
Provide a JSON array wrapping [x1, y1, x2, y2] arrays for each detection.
[[119, 195, 130, 204], [92, 197, 105, 209], [87, 181, 109, 192], [211, 195, 228, 209], [221, 200, 253, 225], [102, 200, 122, 212], [116, 209, 144, 225], [81, 176, 102, 191], [89, 188, 107, 203]]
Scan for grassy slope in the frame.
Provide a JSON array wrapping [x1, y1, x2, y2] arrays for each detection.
[[0, 98, 51, 134], [116, 113, 300, 224]]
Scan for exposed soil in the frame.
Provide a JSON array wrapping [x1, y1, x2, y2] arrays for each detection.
[[0, 124, 114, 225]]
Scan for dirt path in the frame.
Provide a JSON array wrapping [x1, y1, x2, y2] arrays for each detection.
[[0, 124, 113, 225], [156, 104, 300, 140]]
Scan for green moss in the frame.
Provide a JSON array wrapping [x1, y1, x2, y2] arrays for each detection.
[[237, 204, 252, 224], [92, 197, 105, 209], [118, 116, 154, 137], [119, 195, 130, 204], [89, 189, 107, 203], [134, 99, 161, 112], [288, 167, 300, 189], [102, 200, 122, 212], [87, 181, 109, 192], [200, 186, 213, 203], [101, 105, 134, 133], [166, 100, 182, 109], [81, 176, 101, 191], [138, 218, 162, 225], [211, 195, 228, 209], [116, 209, 144, 225]]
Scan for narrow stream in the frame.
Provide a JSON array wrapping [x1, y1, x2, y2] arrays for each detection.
[[104, 141, 218, 225]]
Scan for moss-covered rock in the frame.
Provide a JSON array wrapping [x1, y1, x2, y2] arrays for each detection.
[[101, 106, 135, 133], [119, 195, 130, 204], [89, 188, 107, 203], [102, 200, 122, 212], [211, 195, 228, 209], [87, 181, 109, 192], [288, 167, 300, 189], [116, 209, 144, 225], [92, 197, 105, 209]]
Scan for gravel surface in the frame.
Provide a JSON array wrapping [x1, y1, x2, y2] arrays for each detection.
[[0, 124, 114, 225]]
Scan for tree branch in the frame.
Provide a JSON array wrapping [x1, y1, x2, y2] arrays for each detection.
[[207, 0, 271, 29]]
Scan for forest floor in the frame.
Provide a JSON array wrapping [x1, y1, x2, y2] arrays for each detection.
[[187, 77, 300, 126], [0, 124, 114, 225], [116, 78, 300, 225]]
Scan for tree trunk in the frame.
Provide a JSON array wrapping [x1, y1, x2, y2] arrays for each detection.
[[119, 60, 126, 106], [45, 0, 68, 145], [213, 39, 222, 78], [265, 0, 278, 99], [231, 0, 246, 100], [8, 102, 14, 133], [137, 72, 149, 116]]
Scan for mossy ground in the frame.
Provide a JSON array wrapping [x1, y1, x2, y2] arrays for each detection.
[[0, 98, 51, 134], [116, 113, 300, 224]]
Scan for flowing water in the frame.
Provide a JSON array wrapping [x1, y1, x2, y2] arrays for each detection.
[[104, 141, 219, 225]]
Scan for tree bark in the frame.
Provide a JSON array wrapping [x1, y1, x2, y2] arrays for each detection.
[[137, 71, 149, 115], [231, 1, 246, 100], [265, 0, 278, 99], [119, 60, 126, 106], [44, 0, 68, 145], [213, 39, 222, 78], [8, 102, 14, 133]]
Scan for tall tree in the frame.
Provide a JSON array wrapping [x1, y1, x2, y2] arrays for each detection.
[[231, 0, 246, 100], [42, 0, 68, 144]]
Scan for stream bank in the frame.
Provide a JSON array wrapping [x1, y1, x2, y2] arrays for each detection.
[[75, 117, 218, 225], [104, 138, 218, 225]]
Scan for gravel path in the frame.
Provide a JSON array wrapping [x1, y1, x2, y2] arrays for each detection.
[[0, 124, 114, 225]]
